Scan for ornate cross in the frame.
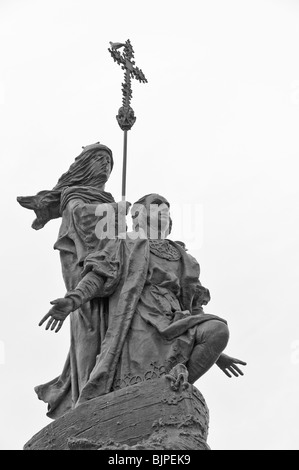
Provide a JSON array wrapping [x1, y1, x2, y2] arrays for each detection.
[[108, 39, 148, 200], [108, 39, 147, 131]]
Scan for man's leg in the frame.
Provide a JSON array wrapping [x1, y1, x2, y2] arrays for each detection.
[[187, 320, 229, 383]]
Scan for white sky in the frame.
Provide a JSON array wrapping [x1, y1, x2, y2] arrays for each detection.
[[0, 0, 299, 450]]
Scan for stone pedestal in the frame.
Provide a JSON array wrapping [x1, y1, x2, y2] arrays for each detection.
[[24, 377, 210, 450]]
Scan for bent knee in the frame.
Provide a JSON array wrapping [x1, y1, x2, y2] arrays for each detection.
[[214, 320, 229, 348], [196, 320, 229, 348]]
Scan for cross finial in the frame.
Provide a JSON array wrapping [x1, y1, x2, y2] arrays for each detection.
[[108, 39, 148, 131], [108, 40, 148, 201]]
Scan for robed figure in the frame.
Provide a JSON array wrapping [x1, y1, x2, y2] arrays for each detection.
[[36, 193, 246, 419], [17, 143, 126, 417]]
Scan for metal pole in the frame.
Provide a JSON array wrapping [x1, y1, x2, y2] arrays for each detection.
[[108, 40, 147, 201], [122, 130, 128, 201]]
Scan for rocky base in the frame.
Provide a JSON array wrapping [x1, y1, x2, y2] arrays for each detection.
[[24, 375, 210, 450]]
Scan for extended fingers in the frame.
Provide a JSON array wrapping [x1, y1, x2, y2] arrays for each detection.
[[231, 357, 247, 366], [228, 366, 239, 377], [39, 313, 50, 327], [55, 321, 64, 333], [231, 364, 244, 376], [45, 318, 64, 333], [51, 320, 58, 331], [39, 308, 65, 332], [223, 368, 232, 378], [46, 317, 55, 330]]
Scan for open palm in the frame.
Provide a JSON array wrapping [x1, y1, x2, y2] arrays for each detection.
[[216, 353, 247, 378], [39, 298, 74, 333]]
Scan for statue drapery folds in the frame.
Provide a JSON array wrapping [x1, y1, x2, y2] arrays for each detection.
[[18, 148, 246, 421]]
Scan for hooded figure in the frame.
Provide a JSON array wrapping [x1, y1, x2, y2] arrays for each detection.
[[17, 142, 114, 229], [18, 143, 117, 417]]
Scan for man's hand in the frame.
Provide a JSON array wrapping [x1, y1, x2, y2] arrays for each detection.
[[216, 353, 247, 378], [39, 298, 74, 333]]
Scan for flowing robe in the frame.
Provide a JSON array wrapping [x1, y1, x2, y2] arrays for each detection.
[[35, 186, 115, 418], [36, 212, 226, 418]]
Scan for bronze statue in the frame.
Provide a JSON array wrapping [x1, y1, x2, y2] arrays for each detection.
[[20, 41, 246, 450], [37, 193, 246, 418]]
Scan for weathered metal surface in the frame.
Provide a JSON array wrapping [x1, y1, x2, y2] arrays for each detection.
[[24, 377, 210, 450]]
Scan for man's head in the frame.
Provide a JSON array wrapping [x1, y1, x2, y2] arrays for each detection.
[[131, 193, 172, 239]]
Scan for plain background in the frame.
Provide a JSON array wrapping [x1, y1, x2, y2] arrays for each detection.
[[0, 0, 298, 450]]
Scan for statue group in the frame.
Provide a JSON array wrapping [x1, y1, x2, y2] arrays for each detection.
[[18, 143, 246, 450]]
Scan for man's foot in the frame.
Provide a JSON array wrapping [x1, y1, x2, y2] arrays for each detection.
[[165, 364, 189, 391]]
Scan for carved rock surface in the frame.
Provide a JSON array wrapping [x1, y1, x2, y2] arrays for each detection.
[[24, 377, 210, 450]]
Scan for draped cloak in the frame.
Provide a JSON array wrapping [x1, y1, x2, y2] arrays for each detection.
[[35, 190, 226, 419]]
